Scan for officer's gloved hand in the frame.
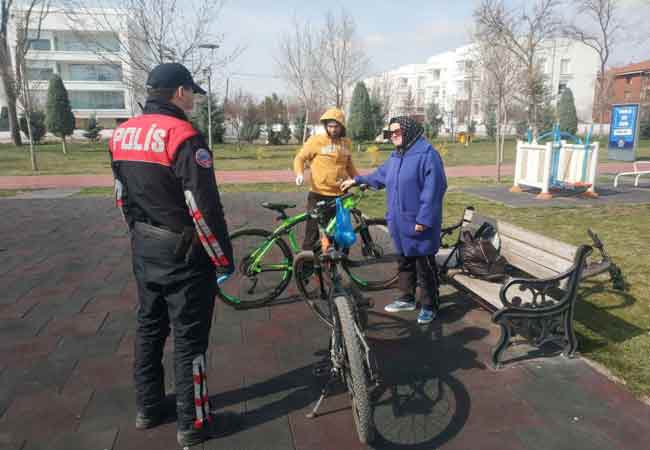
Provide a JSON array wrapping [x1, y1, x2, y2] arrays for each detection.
[[295, 174, 304, 186]]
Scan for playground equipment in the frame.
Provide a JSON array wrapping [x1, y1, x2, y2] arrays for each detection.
[[613, 161, 650, 187], [510, 124, 599, 199]]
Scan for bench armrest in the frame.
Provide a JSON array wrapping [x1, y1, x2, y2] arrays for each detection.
[[496, 245, 592, 316], [440, 206, 475, 247], [499, 271, 570, 310]]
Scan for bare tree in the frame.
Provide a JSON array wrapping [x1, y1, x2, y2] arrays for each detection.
[[474, 40, 523, 181], [275, 16, 322, 143], [224, 88, 253, 150], [401, 86, 417, 118], [62, 0, 242, 103], [474, 0, 564, 136], [316, 8, 368, 108], [368, 73, 396, 124], [565, 0, 622, 137], [0, 0, 50, 148]]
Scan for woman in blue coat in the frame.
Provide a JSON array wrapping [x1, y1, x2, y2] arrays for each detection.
[[341, 116, 447, 323]]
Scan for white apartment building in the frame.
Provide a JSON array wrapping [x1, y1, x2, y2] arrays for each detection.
[[0, 7, 143, 130], [365, 39, 600, 133]]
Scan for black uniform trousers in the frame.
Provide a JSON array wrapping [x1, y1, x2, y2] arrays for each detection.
[[302, 191, 339, 250], [397, 254, 440, 311], [130, 222, 216, 430]]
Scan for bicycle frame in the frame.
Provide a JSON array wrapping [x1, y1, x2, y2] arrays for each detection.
[[304, 201, 379, 421], [244, 191, 366, 276]]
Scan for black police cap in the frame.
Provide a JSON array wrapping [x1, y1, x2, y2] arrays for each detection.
[[146, 63, 206, 95]]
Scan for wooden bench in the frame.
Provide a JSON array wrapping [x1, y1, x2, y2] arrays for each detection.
[[436, 207, 623, 368]]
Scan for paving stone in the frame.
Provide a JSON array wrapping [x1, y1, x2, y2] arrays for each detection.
[[68, 354, 133, 391], [209, 322, 243, 346], [241, 319, 296, 345], [49, 334, 122, 362], [437, 430, 527, 450], [98, 311, 135, 336], [78, 385, 136, 432], [0, 387, 92, 443], [40, 312, 108, 337], [0, 336, 61, 368], [83, 295, 136, 314], [0, 315, 50, 343], [0, 296, 40, 320], [0, 358, 76, 415], [515, 421, 621, 450], [22, 429, 117, 450], [112, 422, 179, 450], [0, 433, 25, 450]]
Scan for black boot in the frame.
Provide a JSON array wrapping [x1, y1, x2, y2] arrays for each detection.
[[135, 404, 165, 430], [177, 411, 243, 447]]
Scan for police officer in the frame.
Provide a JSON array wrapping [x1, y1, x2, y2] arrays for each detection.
[[109, 62, 240, 447]]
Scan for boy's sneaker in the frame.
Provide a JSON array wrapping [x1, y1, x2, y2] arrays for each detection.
[[177, 411, 243, 447], [384, 295, 416, 313], [417, 308, 436, 324]]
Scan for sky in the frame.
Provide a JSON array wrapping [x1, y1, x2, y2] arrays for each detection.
[[214, 0, 650, 100]]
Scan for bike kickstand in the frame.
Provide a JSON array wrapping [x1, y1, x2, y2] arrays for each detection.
[[306, 370, 336, 419]]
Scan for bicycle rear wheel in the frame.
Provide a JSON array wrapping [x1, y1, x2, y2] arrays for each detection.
[[217, 228, 292, 309], [334, 295, 374, 444], [344, 218, 399, 290], [293, 250, 334, 327]]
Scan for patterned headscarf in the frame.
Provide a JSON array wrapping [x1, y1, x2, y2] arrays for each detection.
[[389, 116, 423, 152]]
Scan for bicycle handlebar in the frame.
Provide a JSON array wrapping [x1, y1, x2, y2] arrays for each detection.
[[310, 184, 368, 219]]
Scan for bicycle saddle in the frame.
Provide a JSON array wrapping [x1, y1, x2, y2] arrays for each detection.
[[261, 202, 296, 213]]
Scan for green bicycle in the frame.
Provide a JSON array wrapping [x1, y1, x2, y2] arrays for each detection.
[[217, 185, 399, 309]]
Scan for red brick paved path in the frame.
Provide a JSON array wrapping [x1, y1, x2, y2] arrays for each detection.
[[0, 162, 635, 189], [0, 193, 649, 450]]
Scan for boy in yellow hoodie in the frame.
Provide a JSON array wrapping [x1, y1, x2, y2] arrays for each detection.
[[294, 107, 360, 250]]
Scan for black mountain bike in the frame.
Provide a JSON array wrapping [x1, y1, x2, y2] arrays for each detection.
[[217, 185, 398, 309], [293, 189, 378, 444]]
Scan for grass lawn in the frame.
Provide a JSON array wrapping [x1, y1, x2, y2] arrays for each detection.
[[3, 138, 649, 176], [75, 177, 650, 400]]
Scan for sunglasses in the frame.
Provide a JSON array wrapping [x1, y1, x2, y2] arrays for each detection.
[[383, 128, 403, 139]]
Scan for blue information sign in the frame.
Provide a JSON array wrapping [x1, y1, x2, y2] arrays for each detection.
[[608, 103, 640, 161]]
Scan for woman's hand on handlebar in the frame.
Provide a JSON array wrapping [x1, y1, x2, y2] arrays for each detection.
[[340, 178, 356, 191]]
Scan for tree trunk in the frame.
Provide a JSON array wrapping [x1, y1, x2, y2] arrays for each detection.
[[25, 111, 37, 171], [302, 106, 309, 144], [496, 102, 501, 183], [501, 108, 507, 164], [61, 135, 68, 155], [0, 66, 22, 146]]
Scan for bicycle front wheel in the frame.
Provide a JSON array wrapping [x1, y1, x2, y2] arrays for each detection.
[[344, 218, 399, 290], [293, 250, 333, 327], [217, 228, 293, 309], [334, 295, 374, 444]]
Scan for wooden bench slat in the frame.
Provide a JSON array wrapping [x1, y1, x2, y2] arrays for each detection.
[[500, 251, 563, 281], [496, 221, 577, 262], [451, 274, 502, 310], [499, 235, 574, 274]]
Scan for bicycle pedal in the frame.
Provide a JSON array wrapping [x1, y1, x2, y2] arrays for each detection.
[[312, 362, 332, 377]]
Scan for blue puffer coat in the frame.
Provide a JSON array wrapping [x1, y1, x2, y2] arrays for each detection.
[[355, 136, 447, 256]]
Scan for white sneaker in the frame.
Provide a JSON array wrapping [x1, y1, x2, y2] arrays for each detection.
[[384, 300, 417, 313]]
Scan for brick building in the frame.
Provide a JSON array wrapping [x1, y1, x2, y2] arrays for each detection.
[[593, 60, 650, 124]]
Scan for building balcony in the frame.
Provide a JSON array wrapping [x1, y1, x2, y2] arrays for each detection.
[[26, 50, 122, 63]]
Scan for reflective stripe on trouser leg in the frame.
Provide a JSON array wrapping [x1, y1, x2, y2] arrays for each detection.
[[192, 354, 210, 429]]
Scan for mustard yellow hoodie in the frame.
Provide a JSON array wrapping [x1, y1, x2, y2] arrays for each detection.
[[293, 108, 360, 196]]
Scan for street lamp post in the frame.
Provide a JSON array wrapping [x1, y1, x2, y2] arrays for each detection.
[[198, 43, 219, 150]]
